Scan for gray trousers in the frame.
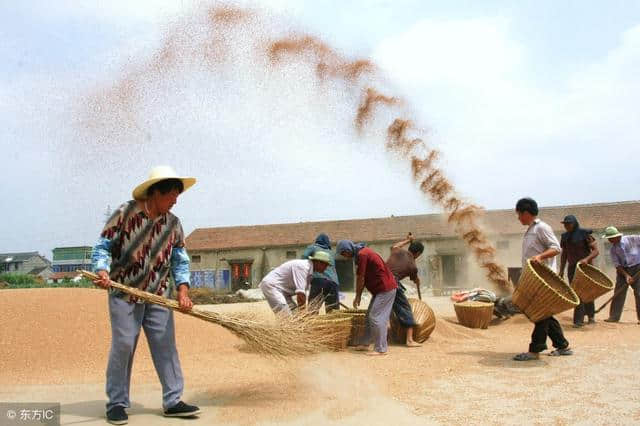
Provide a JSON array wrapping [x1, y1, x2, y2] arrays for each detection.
[[357, 288, 397, 353], [106, 295, 184, 411], [609, 264, 640, 321]]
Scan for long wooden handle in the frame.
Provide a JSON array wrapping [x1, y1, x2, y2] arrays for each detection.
[[595, 270, 640, 314], [79, 270, 211, 319]]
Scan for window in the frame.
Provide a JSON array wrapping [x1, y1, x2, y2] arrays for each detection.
[[191, 255, 201, 263], [286, 251, 297, 259], [497, 241, 509, 249]]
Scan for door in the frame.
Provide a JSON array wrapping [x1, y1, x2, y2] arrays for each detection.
[[335, 259, 354, 291], [230, 261, 253, 291]]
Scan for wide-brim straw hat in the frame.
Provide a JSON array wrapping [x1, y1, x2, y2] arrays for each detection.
[[132, 166, 196, 201], [308, 251, 332, 264], [601, 226, 623, 239]]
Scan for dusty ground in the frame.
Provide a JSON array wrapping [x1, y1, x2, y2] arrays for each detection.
[[1, 288, 639, 425]]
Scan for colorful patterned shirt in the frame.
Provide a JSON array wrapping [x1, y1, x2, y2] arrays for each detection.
[[91, 200, 190, 301]]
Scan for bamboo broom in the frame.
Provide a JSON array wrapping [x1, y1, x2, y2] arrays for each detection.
[[80, 270, 338, 357]]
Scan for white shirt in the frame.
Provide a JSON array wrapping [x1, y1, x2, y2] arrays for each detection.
[[259, 259, 313, 296], [522, 219, 561, 271]]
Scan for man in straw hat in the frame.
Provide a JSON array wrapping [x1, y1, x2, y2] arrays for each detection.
[[337, 240, 397, 356], [91, 165, 200, 424], [558, 215, 599, 328], [259, 251, 332, 315], [513, 197, 573, 361], [387, 233, 424, 347], [601, 226, 640, 324]]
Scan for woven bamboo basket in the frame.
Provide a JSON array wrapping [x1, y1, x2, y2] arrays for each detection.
[[329, 310, 367, 346], [390, 298, 436, 343], [512, 260, 579, 322], [571, 263, 614, 303], [454, 301, 494, 329], [310, 316, 352, 351]]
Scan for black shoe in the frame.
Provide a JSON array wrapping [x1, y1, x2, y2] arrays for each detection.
[[572, 323, 583, 328], [588, 318, 596, 324], [163, 401, 201, 417], [604, 318, 619, 323], [106, 406, 128, 425]]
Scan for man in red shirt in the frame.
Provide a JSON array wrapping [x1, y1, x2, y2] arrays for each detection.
[[337, 240, 397, 356]]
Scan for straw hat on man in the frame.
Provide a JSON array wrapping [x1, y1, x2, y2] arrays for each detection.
[[91, 165, 200, 424]]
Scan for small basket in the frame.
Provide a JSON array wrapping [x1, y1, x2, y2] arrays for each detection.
[[512, 260, 579, 322], [454, 301, 494, 329], [571, 263, 614, 303], [329, 310, 367, 346], [310, 316, 353, 351], [390, 298, 436, 343]]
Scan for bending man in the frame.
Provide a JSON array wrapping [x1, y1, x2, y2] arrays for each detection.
[[337, 240, 397, 356], [387, 233, 424, 347], [259, 252, 331, 316]]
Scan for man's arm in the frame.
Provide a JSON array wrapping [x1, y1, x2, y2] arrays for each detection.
[[559, 243, 567, 277], [390, 233, 413, 252], [580, 237, 599, 264], [353, 273, 365, 309], [91, 237, 112, 289], [531, 248, 561, 264], [353, 251, 367, 308], [171, 247, 193, 310], [291, 264, 310, 309], [296, 292, 307, 308]]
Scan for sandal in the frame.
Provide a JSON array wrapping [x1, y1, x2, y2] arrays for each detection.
[[513, 352, 539, 361], [549, 348, 573, 356]]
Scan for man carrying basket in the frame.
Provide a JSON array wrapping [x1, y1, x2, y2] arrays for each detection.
[[513, 198, 573, 361]]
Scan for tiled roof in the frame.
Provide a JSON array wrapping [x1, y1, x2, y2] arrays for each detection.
[[0, 252, 40, 263], [186, 200, 640, 251]]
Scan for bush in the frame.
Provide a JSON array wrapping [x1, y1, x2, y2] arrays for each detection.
[[0, 273, 94, 289]]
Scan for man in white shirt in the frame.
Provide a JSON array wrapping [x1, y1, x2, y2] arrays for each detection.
[[513, 197, 573, 361], [259, 251, 331, 315]]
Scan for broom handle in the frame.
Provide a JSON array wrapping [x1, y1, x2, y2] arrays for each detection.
[[79, 270, 218, 323], [595, 270, 640, 314], [340, 302, 351, 310]]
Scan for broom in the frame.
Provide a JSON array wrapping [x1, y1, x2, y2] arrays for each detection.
[[80, 270, 338, 357]]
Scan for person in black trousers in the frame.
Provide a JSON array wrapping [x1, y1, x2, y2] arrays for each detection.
[[558, 215, 599, 327]]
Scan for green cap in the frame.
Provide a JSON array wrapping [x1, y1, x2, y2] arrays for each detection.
[[308, 251, 331, 264], [602, 226, 623, 239]]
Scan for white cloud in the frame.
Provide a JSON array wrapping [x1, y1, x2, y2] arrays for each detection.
[[371, 18, 640, 208], [374, 18, 523, 89]]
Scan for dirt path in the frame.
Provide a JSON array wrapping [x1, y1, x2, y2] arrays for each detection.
[[1, 288, 639, 425]]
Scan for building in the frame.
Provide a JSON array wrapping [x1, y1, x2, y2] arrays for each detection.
[[52, 246, 93, 273], [0, 252, 51, 277], [185, 201, 640, 294]]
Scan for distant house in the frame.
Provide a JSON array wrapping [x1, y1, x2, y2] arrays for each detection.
[[52, 246, 93, 273], [29, 266, 55, 281], [0, 252, 51, 276], [186, 201, 640, 295]]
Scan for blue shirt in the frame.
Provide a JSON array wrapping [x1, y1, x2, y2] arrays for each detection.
[[301, 244, 339, 285], [609, 235, 640, 268]]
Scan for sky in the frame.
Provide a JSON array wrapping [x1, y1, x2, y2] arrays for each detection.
[[1, 0, 639, 259]]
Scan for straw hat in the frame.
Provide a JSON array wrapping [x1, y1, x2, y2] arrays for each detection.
[[132, 166, 196, 201], [308, 251, 332, 264], [601, 226, 623, 240]]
